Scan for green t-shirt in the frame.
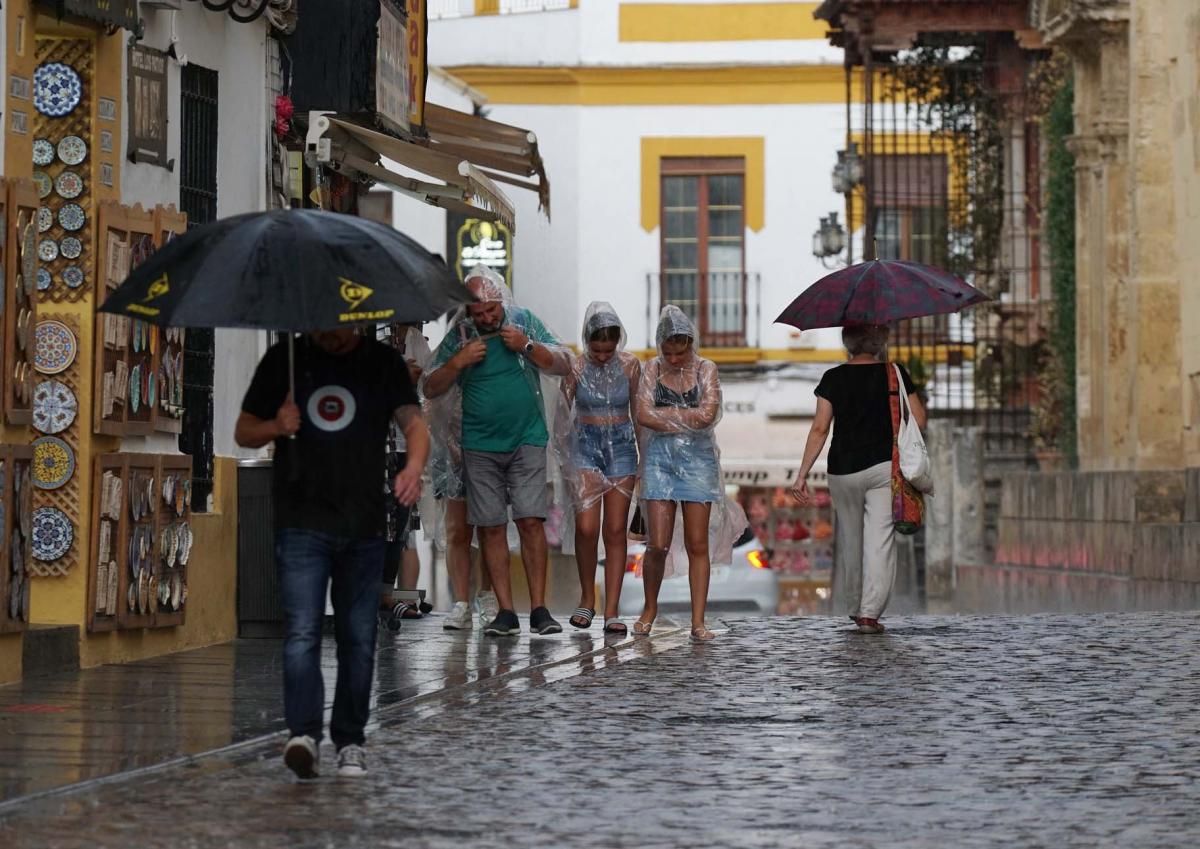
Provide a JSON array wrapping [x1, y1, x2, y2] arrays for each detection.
[[433, 307, 557, 453]]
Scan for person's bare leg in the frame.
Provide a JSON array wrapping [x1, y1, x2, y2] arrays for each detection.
[[682, 501, 713, 632], [399, 547, 420, 591], [479, 525, 514, 611], [602, 481, 634, 621], [573, 503, 602, 622], [445, 499, 472, 603], [515, 517, 548, 610], [638, 500, 676, 631]]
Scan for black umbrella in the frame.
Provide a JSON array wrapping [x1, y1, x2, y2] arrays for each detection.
[[99, 208, 471, 331]]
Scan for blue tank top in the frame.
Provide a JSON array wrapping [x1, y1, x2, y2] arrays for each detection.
[[576, 359, 631, 416]]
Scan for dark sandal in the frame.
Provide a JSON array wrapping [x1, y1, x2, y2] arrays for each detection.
[[603, 619, 628, 635], [569, 608, 595, 629]]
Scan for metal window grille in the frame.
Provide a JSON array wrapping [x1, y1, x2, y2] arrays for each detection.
[[178, 65, 219, 511]]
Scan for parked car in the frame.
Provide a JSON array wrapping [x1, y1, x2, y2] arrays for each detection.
[[600, 528, 779, 617]]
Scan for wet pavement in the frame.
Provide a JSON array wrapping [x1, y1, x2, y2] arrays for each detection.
[[3, 612, 1200, 848], [0, 614, 639, 804]]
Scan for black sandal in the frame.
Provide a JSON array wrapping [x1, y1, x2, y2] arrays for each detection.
[[603, 619, 628, 635], [568, 608, 595, 629]]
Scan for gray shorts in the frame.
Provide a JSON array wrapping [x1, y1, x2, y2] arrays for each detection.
[[463, 445, 548, 528]]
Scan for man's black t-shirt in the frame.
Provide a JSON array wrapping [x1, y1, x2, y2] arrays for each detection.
[[241, 337, 418, 539], [815, 362, 916, 476]]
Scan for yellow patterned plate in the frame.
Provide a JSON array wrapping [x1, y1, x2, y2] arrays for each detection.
[[31, 436, 74, 490]]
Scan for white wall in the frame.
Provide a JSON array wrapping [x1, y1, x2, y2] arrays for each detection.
[[470, 99, 847, 351], [429, 2, 841, 68], [120, 6, 271, 459]]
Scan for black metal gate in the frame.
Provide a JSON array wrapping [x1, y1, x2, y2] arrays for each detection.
[[178, 65, 219, 510], [850, 35, 1052, 460]]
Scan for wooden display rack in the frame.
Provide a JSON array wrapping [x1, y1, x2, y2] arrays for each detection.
[[87, 452, 193, 632], [0, 445, 34, 634], [152, 205, 187, 435], [4, 179, 40, 427]]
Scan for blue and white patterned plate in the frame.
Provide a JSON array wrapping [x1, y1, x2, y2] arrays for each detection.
[[60, 236, 82, 260], [33, 63, 82, 118], [37, 207, 53, 233], [32, 171, 53, 199], [32, 139, 55, 167], [36, 268, 52, 292], [62, 265, 84, 289], [32, 380, 77, 435], [58, 203, 85, 232], [31, 506, 72, 561], [55, 170, 83, 200]]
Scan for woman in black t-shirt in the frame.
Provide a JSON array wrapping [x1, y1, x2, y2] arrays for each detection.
[[789, 324, 926, 634]]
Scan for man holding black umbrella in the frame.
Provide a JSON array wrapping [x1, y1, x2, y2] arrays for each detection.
[[235, 326, 428, 780]]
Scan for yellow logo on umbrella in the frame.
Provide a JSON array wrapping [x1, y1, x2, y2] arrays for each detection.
[[144, 274, 169, 301], [339, 278, 373, 310]]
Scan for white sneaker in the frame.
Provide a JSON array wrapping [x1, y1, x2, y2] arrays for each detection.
[[284, 735, 319, 779], [474, 590, 499, 626], [443, 600, 472, 630], [336, 744, 368, 778]]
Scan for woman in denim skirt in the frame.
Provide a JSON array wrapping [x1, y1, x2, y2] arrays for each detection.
[[554, 302, 642, 634]]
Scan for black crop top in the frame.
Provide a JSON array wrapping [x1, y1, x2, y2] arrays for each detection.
[[655, 381, 701, 408]]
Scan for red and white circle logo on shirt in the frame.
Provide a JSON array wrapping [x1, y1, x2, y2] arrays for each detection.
[[306, 385, 357, 432]]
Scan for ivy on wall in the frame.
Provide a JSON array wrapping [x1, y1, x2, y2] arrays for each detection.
[[1040, 77, 1077, 464]]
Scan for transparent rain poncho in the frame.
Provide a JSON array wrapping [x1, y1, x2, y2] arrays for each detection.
[[552, 302, 642, 513], [636, 305, 746, 576], [424, 265, 571, 543]]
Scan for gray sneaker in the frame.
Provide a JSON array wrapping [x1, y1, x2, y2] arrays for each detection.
[[443, 600, 472, 630], [284, 735, 319, 779], [337, 744, 368, 778]]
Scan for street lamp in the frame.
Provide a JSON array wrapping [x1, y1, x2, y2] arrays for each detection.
[[831, 142, 864, 195], [812, 212, 846, 267]]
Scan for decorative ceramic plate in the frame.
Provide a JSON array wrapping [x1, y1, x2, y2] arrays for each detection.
[[138, 570, 149, 614], [31, 436, 74, 490], [32, 380, 77, 434], [57, 135, 88, 166], [36, 268, 52, 292], [32, 139, 55, 167], [55, 170, 83, 200], [32, 171, 53, 199], [171, 572, 183, 611], [34, 63, 82, 118], [130, 365, 142, 414], [58, 203, 85, 232], [34, 320, 77, 375], [31, 506, 72, 561], [16, 309, 29, 352], [148, 372, 157, 407], [23, 266, 34, 297], [37, 207, 53, 234], [128, 581, 137, 612], [63, 266, 84, 289], [60, 236, 82, 260], [38, 238, 58, 263]]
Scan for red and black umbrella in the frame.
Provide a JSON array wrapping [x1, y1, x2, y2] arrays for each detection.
[[775, 259, 989, 330]]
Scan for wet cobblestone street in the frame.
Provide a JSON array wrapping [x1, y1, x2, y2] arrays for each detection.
[[2, 612, 1199, 848]]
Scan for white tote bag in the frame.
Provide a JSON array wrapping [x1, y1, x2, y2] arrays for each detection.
[[894, 364, 934, 494]]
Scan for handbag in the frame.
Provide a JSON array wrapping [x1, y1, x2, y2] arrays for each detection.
[[892, 363, 934, 494], [888, 363, 926, 535]]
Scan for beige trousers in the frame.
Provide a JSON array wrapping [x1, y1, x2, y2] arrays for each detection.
[[828, 461, 896, 620]]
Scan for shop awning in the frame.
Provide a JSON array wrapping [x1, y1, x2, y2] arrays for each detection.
[[424, 103, 550, 218], [305, 112, 516, 231]]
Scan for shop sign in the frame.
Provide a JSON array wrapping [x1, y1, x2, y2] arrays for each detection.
[[127, 45, 168, 167], [451, 217, 512, 287], [376, 0, 410, 133], [35, 0, 140, 32], [406, 0, 427, 128]]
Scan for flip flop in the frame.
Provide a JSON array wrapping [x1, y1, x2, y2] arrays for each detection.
[[603, 619, 628, 635], [632, 620, 653, 637], [569, 607, 595, 629], [690, 627, 716, 642]]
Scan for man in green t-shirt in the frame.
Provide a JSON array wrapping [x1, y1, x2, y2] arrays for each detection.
[[426, 268, 570, 637]]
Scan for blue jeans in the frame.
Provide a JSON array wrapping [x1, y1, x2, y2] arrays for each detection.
[[276, 529, 385, 749]]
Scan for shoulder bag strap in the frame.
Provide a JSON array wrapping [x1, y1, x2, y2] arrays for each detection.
[[886, 360, 901, 444]]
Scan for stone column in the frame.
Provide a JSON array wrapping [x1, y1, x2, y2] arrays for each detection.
[[952, 427, 986, 567], [1128, 0, 1185, 469], [924, 420, 955, 600]]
